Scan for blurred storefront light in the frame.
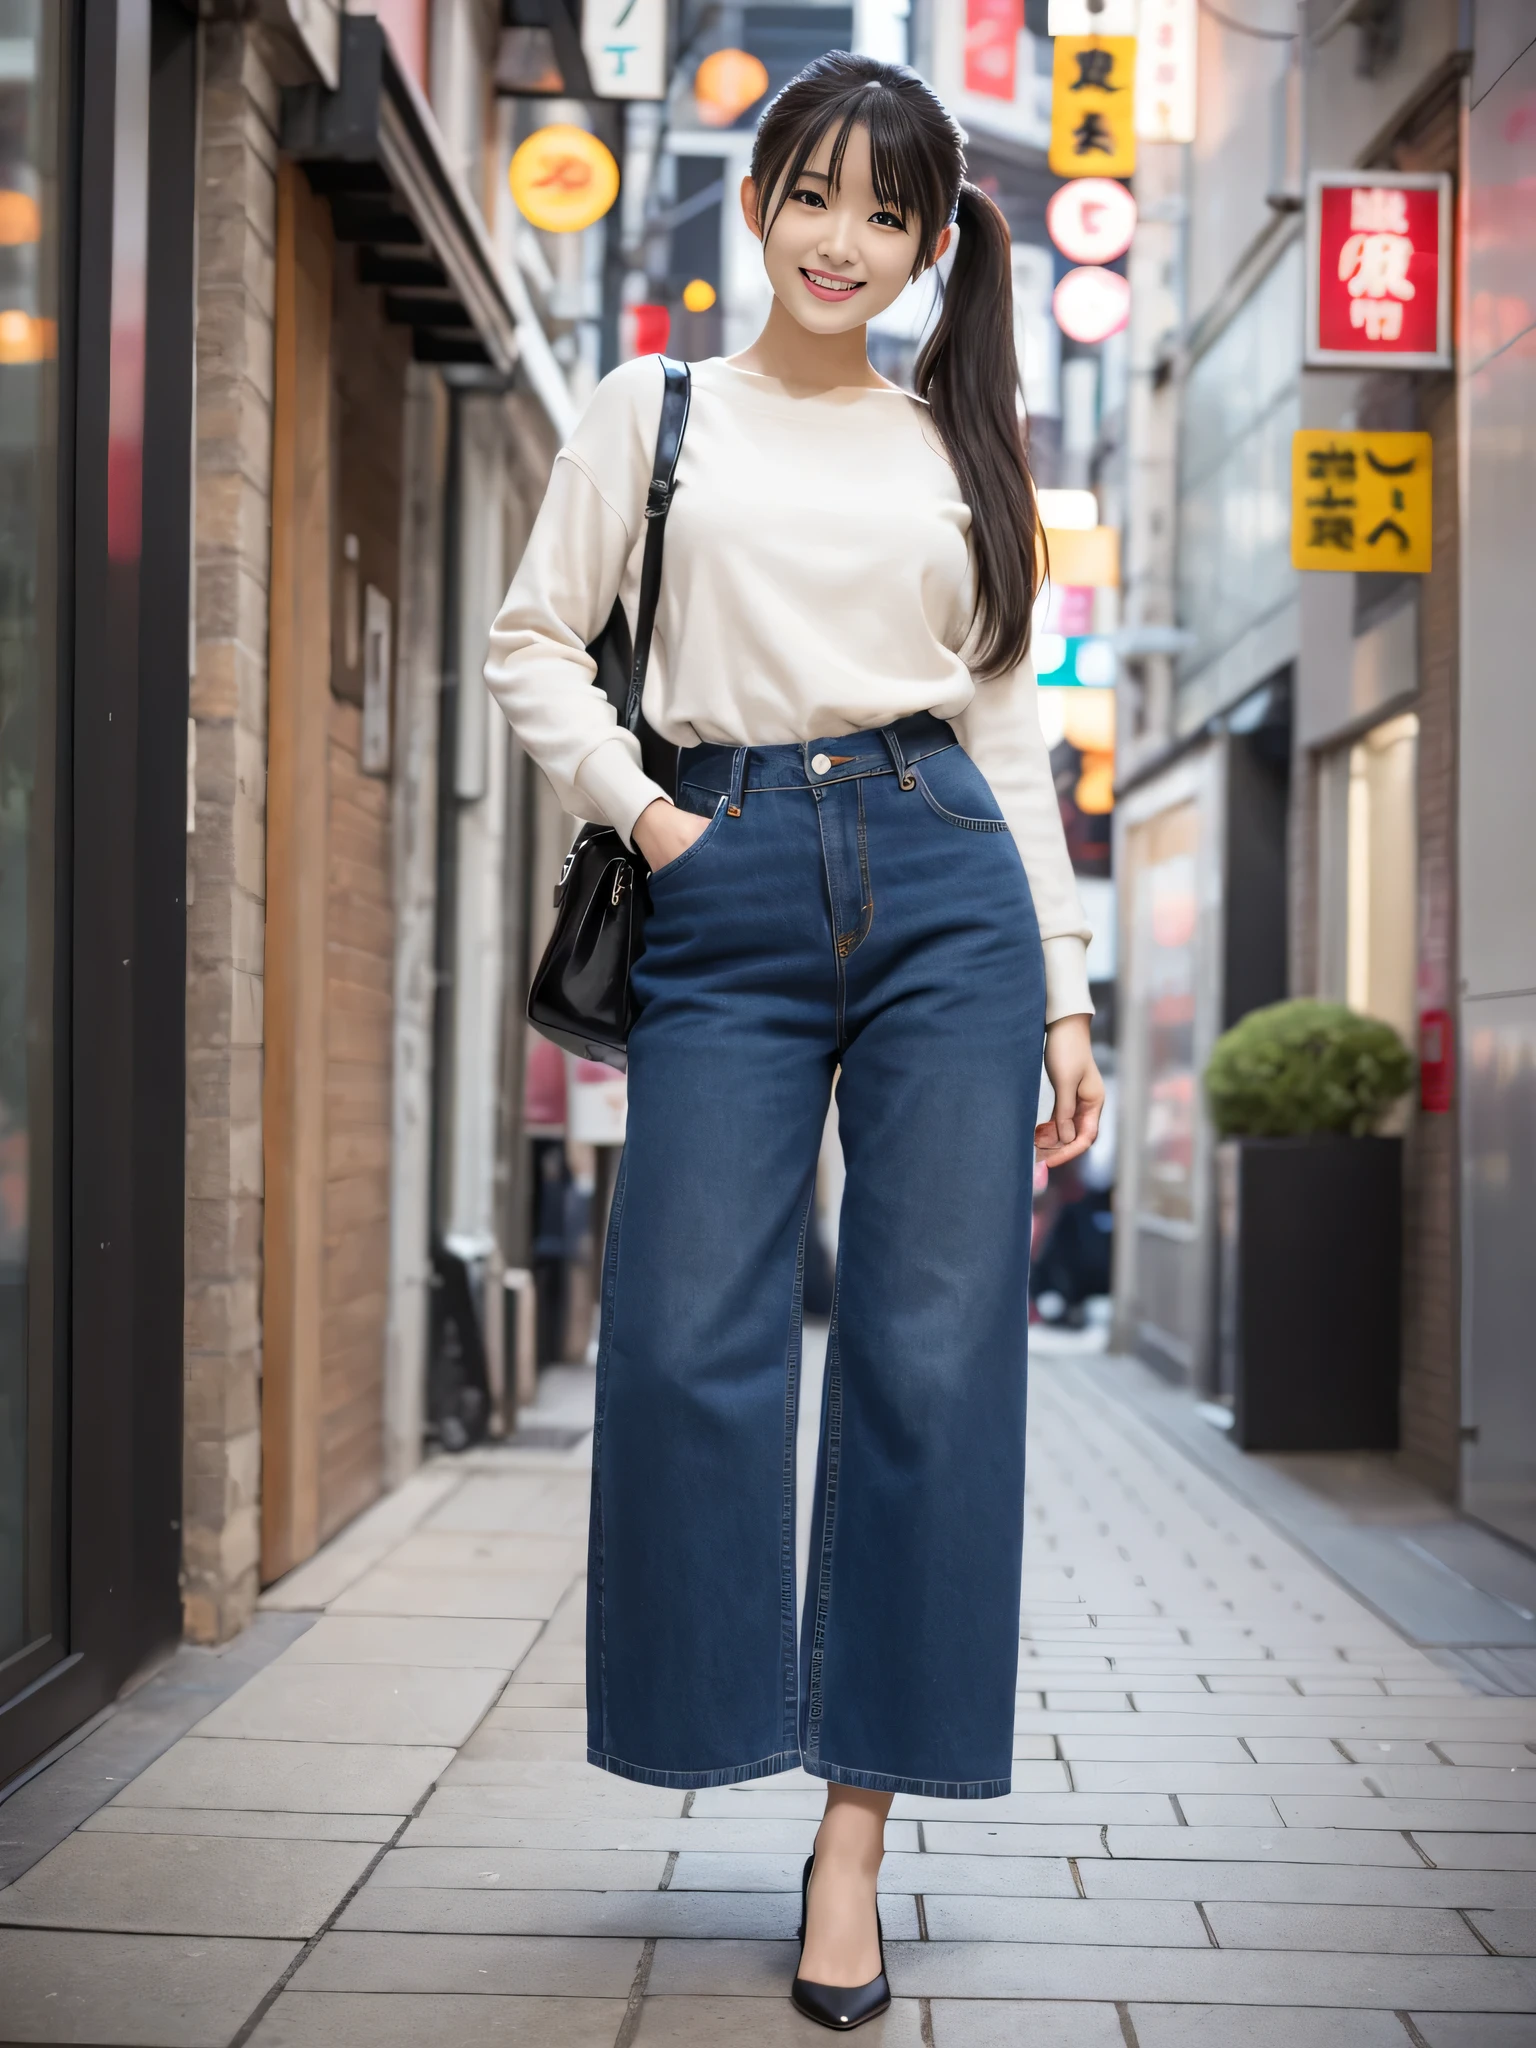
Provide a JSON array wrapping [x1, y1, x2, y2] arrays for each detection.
[[1052, 264, 1131, 344], [0, 310, 55, 363], [1036, 487, 1098, 531], [623, 302, 671, 357], [1046, 179, 1137, 266], [508, 125, 619, 232], [1035, 633, 1117, 687], [682, 278, 717, 313], [694, 48, 769, 128], [0, 189, 40, 244]]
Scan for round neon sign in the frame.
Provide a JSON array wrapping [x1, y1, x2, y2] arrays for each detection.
[[508, 126, 619, 234], [1052, 265, 1131, 345], [1046, 178, 1137, 266]]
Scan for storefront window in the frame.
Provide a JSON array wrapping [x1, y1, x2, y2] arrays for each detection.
[[1176, 238, 1302, 735], [0, 0, 62, 1667]]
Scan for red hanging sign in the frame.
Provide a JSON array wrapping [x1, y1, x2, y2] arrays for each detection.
[[964, 0, 1022, 101], [1419, 1007, 1454, 1115], [1305, 170, 1452, 370]]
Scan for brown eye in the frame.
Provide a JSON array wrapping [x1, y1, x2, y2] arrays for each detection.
[[871, 210, 904, 229], [791, 187, 827, 208]]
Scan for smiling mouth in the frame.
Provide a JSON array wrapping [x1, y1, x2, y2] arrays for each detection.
[[800, 269, 864, 302]]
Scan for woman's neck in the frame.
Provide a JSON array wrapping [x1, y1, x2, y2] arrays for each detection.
[[727, 296, 894, 395]]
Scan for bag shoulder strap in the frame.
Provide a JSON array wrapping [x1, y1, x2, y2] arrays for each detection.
[[623, 356, 691, 735]]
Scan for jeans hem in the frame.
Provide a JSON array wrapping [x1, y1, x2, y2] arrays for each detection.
[[805, 1760, 1014, 1799], [587, 1746, 803, 1790]]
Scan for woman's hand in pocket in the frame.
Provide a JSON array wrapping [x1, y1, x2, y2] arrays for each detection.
[[634, 798, 711, 875]]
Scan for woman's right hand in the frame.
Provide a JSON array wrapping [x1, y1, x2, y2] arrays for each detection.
[[633, 798, 710, 875]]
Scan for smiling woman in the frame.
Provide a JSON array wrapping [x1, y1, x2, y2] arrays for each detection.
[[484, 48, 1102, 2037]]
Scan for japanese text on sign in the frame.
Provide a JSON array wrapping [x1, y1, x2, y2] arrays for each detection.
[[1290, 431, 1432, 574], [581, 0, 667, 100], [1306, 171, 1451, 369], [1049, 37, 1137, 179], [1135, 0, 1196, 143]]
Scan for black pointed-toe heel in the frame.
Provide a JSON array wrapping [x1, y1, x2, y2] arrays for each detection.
[[790, 1850, 892, 2031]]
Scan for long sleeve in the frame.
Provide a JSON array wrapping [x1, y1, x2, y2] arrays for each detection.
[[951, 657, 1094, 1024], [484, 362, 671, 845]]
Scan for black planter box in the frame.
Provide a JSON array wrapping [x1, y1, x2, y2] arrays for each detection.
[[1218, 1135, 1402, 1452]]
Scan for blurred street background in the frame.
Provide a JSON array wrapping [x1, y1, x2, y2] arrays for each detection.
[[1, 0, 1534, 2041]]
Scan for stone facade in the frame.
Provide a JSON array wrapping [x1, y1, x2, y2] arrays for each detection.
[[183, 25, 280, 1644]]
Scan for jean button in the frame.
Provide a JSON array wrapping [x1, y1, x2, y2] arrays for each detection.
[[811, 753, 832, 775]]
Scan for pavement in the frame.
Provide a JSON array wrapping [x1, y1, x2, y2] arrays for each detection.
[[1, 1346, 1534, 2046]]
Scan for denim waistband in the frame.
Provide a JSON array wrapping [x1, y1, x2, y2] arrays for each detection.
[[678, 710, 956, 796]]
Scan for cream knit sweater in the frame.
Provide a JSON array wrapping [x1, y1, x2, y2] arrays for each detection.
[[485, 355, 1092, 1021]]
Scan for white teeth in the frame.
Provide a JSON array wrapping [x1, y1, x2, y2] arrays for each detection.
[[804, 272, 859, 293]]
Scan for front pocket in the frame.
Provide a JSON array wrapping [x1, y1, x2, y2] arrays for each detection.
[[646, 796, 727, 884], [913, 755, 1010, 833]]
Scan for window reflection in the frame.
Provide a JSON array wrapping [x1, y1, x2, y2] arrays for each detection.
[[0, 0, 60, 1666]]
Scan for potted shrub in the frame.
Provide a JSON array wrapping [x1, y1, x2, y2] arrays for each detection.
[[1204, 999, 1413, 1451]]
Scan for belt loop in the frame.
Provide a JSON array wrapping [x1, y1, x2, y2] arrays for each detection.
[[726, 745, 748, 817], [881, 723, 917, 791]]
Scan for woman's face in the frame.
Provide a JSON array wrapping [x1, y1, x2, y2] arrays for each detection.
[[742, 122, 949, 336]]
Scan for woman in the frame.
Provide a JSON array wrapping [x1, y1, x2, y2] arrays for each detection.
[[487, 53, 1102, 2029]]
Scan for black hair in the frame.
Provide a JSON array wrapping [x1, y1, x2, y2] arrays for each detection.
[[749, 51, 1040, 678]]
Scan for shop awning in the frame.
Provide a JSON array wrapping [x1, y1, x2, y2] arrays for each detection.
[[282, 15, 576, 435]]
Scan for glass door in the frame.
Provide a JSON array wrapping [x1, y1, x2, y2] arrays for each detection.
[[0, 0, 65, 1701]]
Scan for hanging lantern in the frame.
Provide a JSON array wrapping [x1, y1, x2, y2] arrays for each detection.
[[1052, 265, 1131, 345], [694, 48, 770, 128], [508, 125, 619, 234]]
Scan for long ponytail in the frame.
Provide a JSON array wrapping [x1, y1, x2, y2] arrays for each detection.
[[915, 184, 1039, 677], [750, 54, 1040, 679]]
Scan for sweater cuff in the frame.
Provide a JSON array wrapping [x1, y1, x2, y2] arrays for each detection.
[[574, 737, 672, 848], [1042, 935, 1094, 1027]]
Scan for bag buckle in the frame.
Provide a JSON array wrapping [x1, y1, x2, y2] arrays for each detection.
[[644, 479, 672, 520], [611, 864, 629, 907]]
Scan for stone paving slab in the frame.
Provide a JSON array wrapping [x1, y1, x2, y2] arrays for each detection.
[[1409, 2019, 1536, 2046], [0, 1927, 299, 2045], [1080, 1859, 1536, 1907], [191, 1661, 509, 1748], [631, 1994, 927, 2043], [79, 1805, 404, 1841], [883, 1939, 1536, 2007], [246, 1992, 626, 2047], [277, 1617, 542, 1667], [288, 1929, 642, 1995], [0, 1830, 378, 1938], [928, 2001, 1129, 2046], [1467, 1907, 1536, 1954], [919, 1895, 1209, 1945], [1127, 2008, 1413, 2046], [107, 1736, 454, 1814]]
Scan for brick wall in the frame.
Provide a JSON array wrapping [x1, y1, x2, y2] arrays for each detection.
[[183, 25, 280, 1644]]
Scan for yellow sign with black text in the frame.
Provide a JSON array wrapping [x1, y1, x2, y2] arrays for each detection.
[[1290, 431, 1433, 574], [1049, 37, 1137, 179]]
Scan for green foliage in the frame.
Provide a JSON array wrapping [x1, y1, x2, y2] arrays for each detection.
[[1204, 999, 1413, 1139]]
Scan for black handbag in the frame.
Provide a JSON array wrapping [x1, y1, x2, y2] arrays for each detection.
[[525, 357, 691, 1071]]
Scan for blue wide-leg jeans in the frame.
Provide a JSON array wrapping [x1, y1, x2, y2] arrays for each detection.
[[587, 712, 1045, 1799]]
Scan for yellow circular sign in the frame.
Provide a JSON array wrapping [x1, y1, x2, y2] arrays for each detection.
[[682, 278, 717, 313], [508, 125, 619, 234]]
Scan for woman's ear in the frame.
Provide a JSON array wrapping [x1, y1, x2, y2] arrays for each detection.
[[927, 223, 954, 269], [740, 174, 764, 244]]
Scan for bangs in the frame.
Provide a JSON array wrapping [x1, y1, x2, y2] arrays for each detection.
[[755, 74, 954, 274]]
